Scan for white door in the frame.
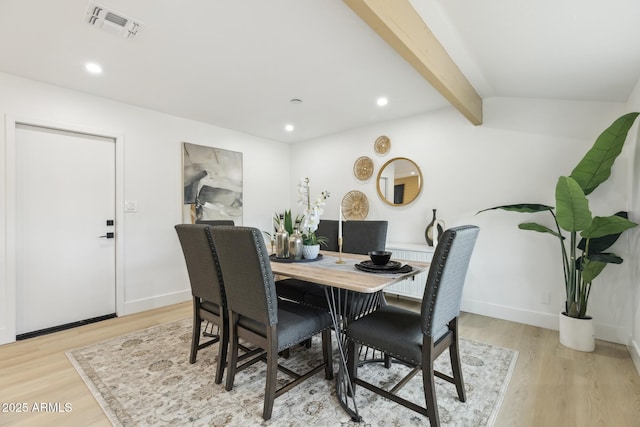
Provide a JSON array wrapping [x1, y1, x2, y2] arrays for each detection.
[[15, 124, 116, 335]]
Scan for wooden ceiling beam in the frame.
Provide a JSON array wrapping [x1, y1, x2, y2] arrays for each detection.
[[344, 0, 483, 125]]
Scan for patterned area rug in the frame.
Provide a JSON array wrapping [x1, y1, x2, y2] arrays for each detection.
[[67, 318, 517, 426]]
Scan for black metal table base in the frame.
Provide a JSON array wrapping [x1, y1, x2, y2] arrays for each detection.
[[324, 287, 385, 422]]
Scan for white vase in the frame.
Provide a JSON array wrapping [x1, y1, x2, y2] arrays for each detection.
[[302, 244, 320, 260], [558, 312, 595, 352]]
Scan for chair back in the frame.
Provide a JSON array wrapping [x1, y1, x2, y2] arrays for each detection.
[[196, 219, 235, 226], [175, 224, 226, 307], [316, 220, 339, 251], [343, 220, 388, 255], [421, 225, 479, 338], [209, 226, 278, 326]]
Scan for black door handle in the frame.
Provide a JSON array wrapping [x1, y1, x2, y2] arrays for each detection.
[[99, 232, 115, 239]]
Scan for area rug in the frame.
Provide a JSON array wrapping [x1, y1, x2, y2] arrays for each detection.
[[66, 318, 517, 426]]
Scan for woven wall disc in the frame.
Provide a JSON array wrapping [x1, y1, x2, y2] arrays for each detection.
[[374, 135, 391, 155], [342, 190, 369, 220], [353, 156, 374, 181]]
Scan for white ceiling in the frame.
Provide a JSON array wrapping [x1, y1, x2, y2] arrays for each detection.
[[0, 0, 638, 143]]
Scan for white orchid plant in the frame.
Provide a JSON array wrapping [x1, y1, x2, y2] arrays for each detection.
[[297, 177, 330, 246]]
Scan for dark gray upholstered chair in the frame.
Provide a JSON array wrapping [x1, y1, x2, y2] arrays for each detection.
[[346, 225, 479, 427], [342, 220, 388, 254], [195, 219, 235, 226], [174, 224, 228, 384], [316, 219, 339, 252], [209, 226, 334, 421]]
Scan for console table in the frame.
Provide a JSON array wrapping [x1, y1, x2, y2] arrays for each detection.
[[384, 242, 435, 300]]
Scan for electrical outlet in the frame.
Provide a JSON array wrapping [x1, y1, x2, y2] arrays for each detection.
[[541, 291, 551, 305]]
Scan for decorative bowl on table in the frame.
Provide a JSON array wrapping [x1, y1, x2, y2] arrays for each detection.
[[368, 250, 392, 266]]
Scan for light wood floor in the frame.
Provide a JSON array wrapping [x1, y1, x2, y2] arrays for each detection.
[[1, 299, 639, 426]]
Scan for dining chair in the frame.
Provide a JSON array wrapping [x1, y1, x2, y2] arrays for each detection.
[[209, 225, 334, 420], [316, 219, 340, 252], [195, 219, 235, 226], [342, 220, 388, 254], [345, 225, 480, 427], [174, 224, 228, 384], [193, 220, 235, 340]]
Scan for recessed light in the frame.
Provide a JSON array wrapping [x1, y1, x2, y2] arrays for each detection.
[[285, 124, 294, 132], [376, 97, 388, 107], [85, 62, 103, 74]]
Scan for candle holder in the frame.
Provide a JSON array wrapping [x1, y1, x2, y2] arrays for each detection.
[[336, 236, 346, 264]]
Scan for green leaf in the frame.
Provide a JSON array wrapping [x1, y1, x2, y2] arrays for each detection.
[[578, 211, 627, 253], [477, 204, 554, 214], [581, 215, 637, 239], [555, 176, 592, 232], [284, 210, 293, 235], [587, 252, 623, 264], [570, 112, 639, 195], [518, 222, 564, 239], [581, 259, 607, 283]]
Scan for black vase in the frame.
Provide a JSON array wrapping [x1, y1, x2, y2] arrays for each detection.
[[425, 209, 444, 247]]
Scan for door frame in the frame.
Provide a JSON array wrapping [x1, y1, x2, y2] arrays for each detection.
[[1, 114, 125, 344]]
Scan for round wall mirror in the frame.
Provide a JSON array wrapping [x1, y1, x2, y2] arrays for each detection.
[[376, 157, 423, 206]]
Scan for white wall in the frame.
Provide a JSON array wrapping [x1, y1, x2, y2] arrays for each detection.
[[0, 72, 290, 344], [625, 77, 640, 371], [290, 98, 632, 344]]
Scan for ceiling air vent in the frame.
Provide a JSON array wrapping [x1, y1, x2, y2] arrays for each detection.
[[85, 2, 143, 39]]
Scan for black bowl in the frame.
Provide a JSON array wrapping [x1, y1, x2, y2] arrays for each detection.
[[368, 250, 392, 266]]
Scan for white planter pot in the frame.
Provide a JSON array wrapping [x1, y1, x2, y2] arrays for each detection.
[[558, 312, 595, 352], [302, 244, 320, 260]]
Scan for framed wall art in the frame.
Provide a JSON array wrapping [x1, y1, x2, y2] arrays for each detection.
[[182, 142, 243, 224]]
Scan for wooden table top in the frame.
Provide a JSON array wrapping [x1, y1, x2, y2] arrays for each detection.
[[269, 250, 430, 294]]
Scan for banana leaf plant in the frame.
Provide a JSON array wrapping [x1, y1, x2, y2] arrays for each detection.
[[478, 112, 639, 319]]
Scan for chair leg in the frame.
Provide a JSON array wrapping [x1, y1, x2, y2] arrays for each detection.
[[214, 319, 228, 384], [322, 329, 334, 380], [190, 302, 200, 364], [449, 318, 466, 402], [263, 327, 278, 421], [225, 314, 240, 392], [384, 353, 392, 368], [422, 362, 440, 427]]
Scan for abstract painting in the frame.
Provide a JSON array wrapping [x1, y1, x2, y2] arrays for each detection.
[[182, 142, 243, 224]]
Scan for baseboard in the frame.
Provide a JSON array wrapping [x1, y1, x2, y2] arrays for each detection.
[[629, 339, 640, 376], [462, 298, 559, 330], [16, 313, 117, 340], [123, 289, 191, 316], [461, 298, 628, 345]]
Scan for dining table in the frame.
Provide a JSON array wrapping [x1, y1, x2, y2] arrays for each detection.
[[270, 250, 430, 422]]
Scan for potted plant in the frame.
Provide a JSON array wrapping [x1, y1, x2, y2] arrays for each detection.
[[297, 177, 330, 259], [479, 112, 639, 351]]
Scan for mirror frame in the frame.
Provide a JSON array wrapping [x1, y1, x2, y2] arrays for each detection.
[[376, 157, 423, 206]]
